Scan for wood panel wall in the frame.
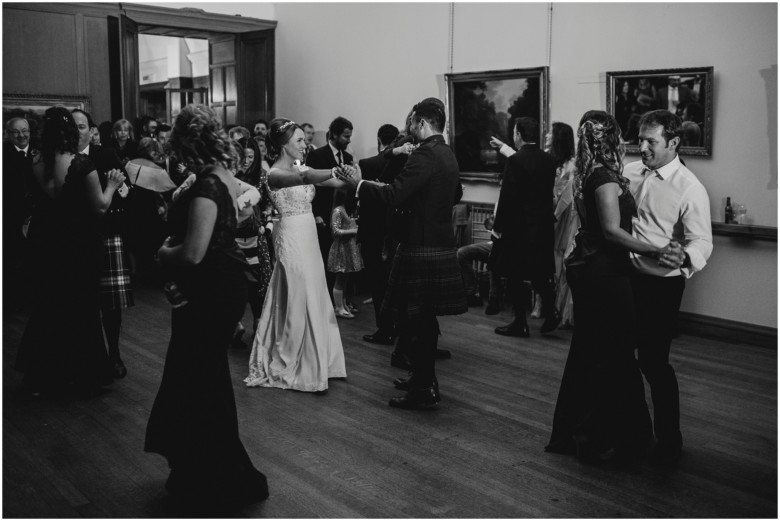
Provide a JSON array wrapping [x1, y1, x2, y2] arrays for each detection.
[[3, 3, 114, 123]]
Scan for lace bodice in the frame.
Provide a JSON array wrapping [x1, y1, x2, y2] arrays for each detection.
[[267, 184, 314, 217]]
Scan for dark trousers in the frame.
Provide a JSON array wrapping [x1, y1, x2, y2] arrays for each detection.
[[360, 236, 394, 336], [397, 308, 439, 388], [631, 272, 686, 447], [316, 222, 335, 294]]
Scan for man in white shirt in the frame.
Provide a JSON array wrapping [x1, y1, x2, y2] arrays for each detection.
[[624, 109, 712, 464]]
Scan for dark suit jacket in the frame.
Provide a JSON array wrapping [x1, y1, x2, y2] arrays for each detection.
[[492, 144, 556, 278], [3, 141, 35, 244], [357, 152, 390, 242], [305, 144, 353, 225], [358, 135, 460, 248]]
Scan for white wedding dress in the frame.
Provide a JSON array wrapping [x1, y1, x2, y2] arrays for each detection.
[[244, 182, 347, 392]]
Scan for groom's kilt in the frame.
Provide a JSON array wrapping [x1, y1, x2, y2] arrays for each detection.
[[382, 245, 467, 320]]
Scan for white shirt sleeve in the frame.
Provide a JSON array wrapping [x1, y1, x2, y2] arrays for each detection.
[[680, 182, 713, 278]]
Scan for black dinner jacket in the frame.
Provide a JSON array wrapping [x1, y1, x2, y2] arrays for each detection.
[[3, 141, 34, 234], [358, 134, 460, 248], [305, 144, 353, 224], [356, 151, 390, 241], [492, 144, 556, 275]]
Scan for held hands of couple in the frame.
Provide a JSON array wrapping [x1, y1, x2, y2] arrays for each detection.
[[657, 239, 686, 269], [333, 164, 362, 186]]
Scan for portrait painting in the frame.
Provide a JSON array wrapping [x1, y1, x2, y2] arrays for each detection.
[[446, 67, 548, 180], [606, 67, 713, 156]]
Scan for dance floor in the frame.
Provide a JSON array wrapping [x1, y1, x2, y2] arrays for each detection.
[[3, 283, 777, 517]]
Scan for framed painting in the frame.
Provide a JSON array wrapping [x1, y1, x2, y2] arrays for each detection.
[[606, 67, 713, 156], [446, 67, 549, 181], [3, 93, 91, 142]]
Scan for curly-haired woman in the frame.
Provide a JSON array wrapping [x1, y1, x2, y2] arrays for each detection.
[[144, 104, 268, 509], [17, 106, 125, 396], [545, 110, 677, 463]]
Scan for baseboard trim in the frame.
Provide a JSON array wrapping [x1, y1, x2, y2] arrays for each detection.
[[678, 312, 778, 348]]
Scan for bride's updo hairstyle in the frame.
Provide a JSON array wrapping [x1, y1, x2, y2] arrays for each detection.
[[169, 104, 238, 173], [266, 118, 301, 162]]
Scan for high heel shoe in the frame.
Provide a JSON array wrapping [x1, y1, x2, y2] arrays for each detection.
[[335, 309, 355, 319]]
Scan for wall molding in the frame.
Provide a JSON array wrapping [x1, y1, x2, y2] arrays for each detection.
[[678, 311, 777, 349]]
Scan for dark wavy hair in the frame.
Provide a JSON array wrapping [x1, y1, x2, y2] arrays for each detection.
[[40, 106, 79, 172], [168, 104, 237, 173], [547, 121, 575, 169], [237, 136, 263, 186], [574, 110, 627, 197], [266, 118, 301, 162]]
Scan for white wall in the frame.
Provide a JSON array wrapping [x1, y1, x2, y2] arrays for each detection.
[[269, 2, 777, 328]]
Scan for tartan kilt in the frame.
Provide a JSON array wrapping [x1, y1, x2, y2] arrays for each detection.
[[382, 245, 467, 321], [99, 234, 134, 310]]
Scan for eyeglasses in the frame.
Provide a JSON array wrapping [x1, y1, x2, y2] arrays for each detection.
[[9, 129, 30, 136]]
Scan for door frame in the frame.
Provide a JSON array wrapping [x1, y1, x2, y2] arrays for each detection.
[[112, 2, 276, 124]]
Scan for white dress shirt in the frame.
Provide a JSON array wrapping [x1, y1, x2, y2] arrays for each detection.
[[14, 145, 30, 156], [624, 156, 712, 278]]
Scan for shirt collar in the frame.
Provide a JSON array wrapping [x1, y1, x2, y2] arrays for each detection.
[[14, 145, 29, 154], [328, 142, 343, 160], [80, 144, 91, 156], [652, 154, 681, 180]]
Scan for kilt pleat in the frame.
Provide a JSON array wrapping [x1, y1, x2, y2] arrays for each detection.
[[99, 234, 134, 309], [382, 245, 467, 320]]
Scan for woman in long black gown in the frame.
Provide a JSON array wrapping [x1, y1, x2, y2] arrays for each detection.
[[17, 107, 125, 396], [546, 111, 677, 463], [144, 104, 268, 509]]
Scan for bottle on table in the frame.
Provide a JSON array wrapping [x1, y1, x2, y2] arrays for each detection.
[[725, 196, 734, 224]]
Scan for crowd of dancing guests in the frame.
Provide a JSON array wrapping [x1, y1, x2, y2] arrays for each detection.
[[6, 98, 711, 508]]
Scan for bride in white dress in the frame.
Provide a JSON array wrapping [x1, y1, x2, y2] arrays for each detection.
[[245, 119, 358, 392]]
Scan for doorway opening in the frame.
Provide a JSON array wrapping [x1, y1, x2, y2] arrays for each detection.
[[138, 34, 209, 125]]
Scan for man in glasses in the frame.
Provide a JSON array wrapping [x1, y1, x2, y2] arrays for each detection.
[[3, 117, 35, 311]]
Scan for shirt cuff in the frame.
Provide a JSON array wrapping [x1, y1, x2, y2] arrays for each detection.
[[356, 179, 366, 197], [681, 247, 707, 278], [499, 144, 515, 157]]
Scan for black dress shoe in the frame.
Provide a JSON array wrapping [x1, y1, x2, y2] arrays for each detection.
[[388, 387, 440, 409], [650, 441, 682, 466], [435, 348, 452, 359], [485, 299, 500, 315], [363, 331, 395, 345], [394, 376, 441, 400], [541, 309, 562, 334], [390, 351, 412, 370], [495, 322, 530, 337], [466, 294, 483, 307]]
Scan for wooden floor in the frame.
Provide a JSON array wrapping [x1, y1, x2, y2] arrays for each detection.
[[3, 284, 777, 518]]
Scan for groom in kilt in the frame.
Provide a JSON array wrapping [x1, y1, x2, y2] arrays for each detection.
[[347, 97, 467, 409]]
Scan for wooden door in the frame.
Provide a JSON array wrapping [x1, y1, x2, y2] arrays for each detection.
[[209, 34, 237, 127], [118, 13, 140, 122], [237, 29, 275, 126]]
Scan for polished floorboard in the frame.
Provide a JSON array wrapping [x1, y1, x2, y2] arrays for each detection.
[[3, 284, 777, 518]]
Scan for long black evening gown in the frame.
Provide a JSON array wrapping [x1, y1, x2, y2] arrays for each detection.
[[17, 154, 113, 394], [145, 168, 268, 507], [546, 167, 652, 460]]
